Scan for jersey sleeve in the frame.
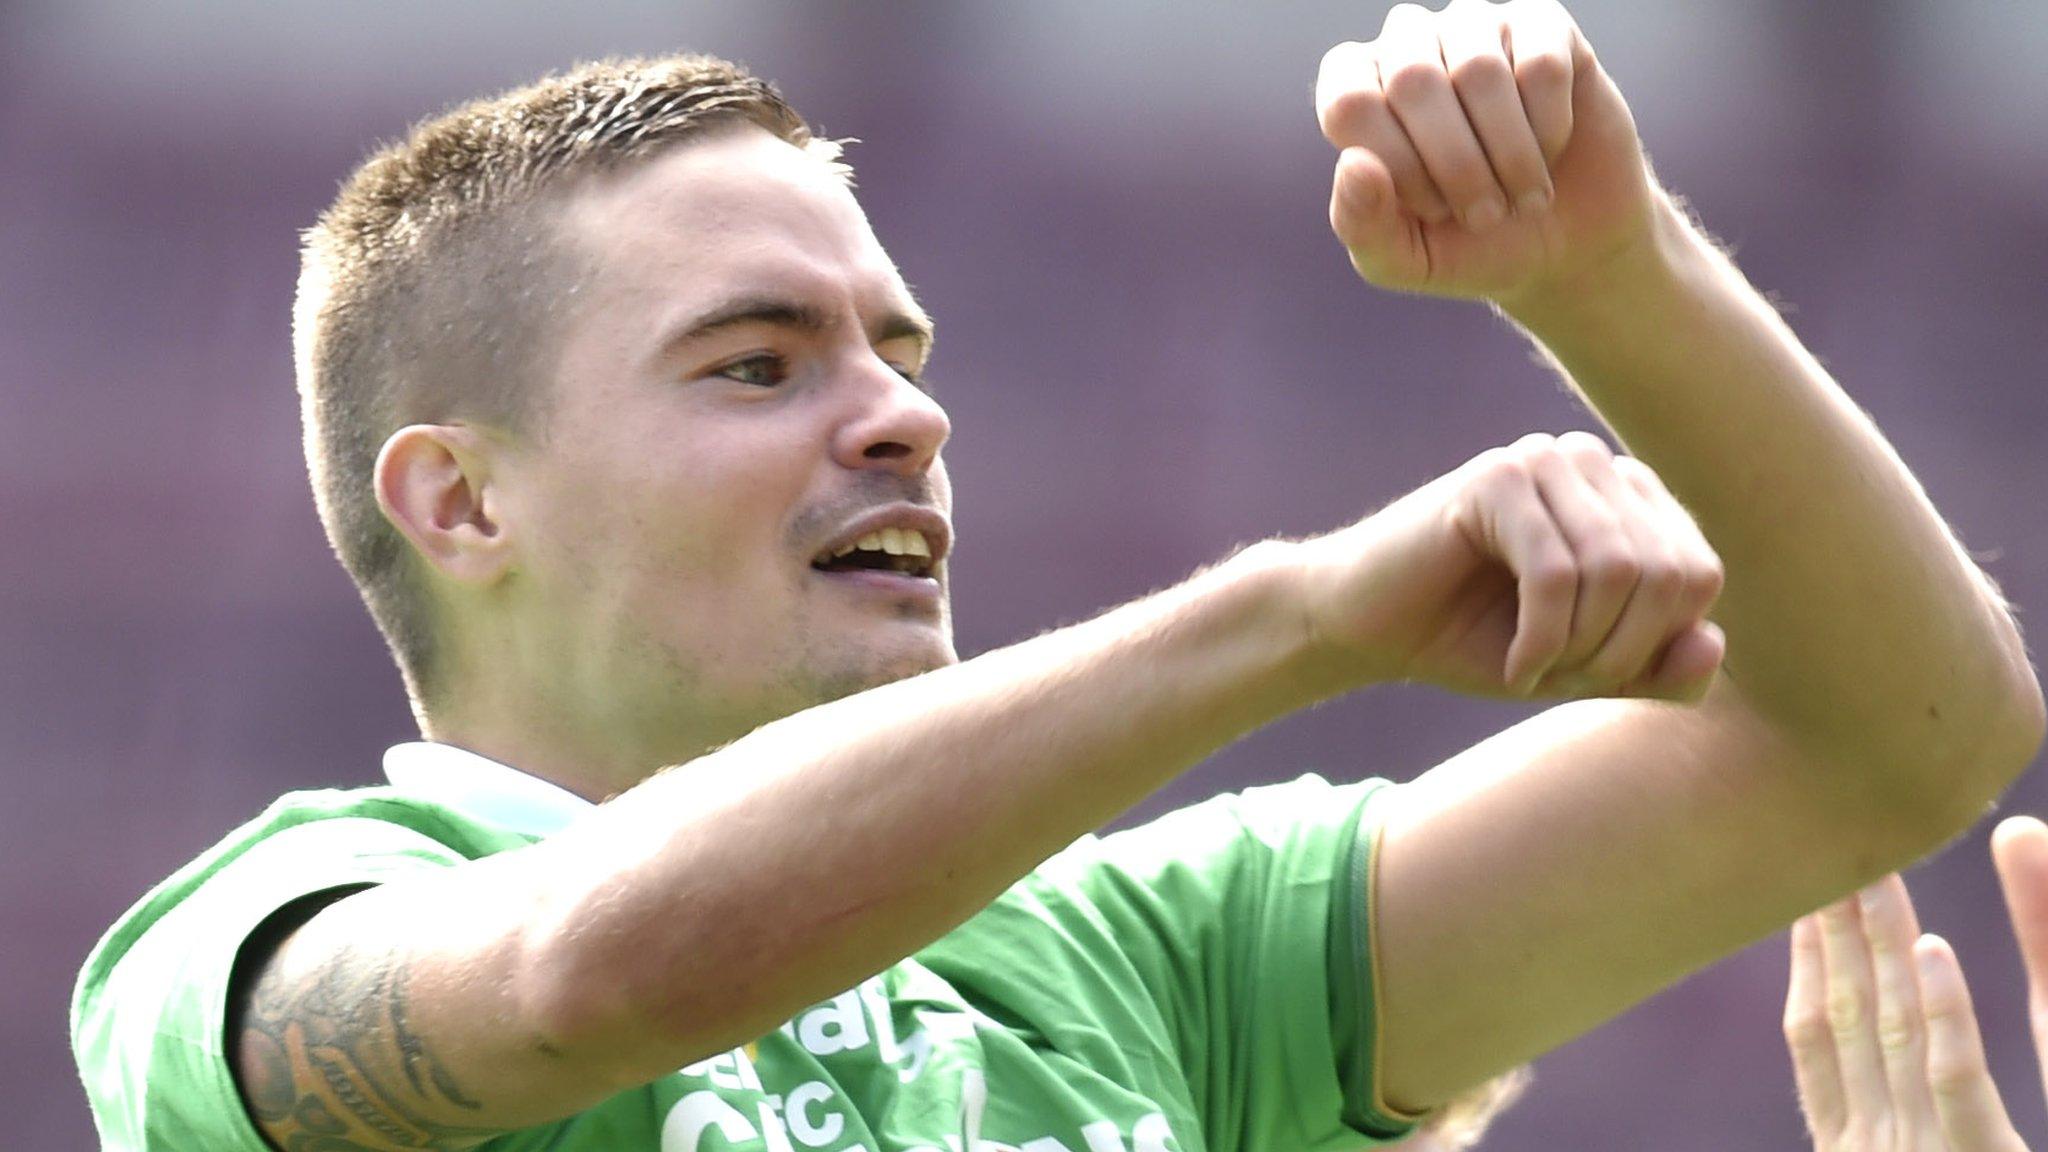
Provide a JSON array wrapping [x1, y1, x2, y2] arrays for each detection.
[[70, 793, 517, 1151], [1047, 775, 1411, 1152]]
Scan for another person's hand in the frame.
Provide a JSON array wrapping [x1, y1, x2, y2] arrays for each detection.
[[1784, 866, 2033, 1150], [1992, 816, 2048, 1119], [1314, 0, 1656, 305]]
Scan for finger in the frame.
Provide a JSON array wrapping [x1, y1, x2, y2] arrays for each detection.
[[1815, 896, 1895, 1136], [1317, 40, 1456, 223], [1612, 456, 1725, 622], [1440, 0, 1553, 215], [1917, 934, 2030, 1152], [1330, 148, 1425, 284], [1786, 916, 1851, 1145], [1990, 815, 2048, 1107], [1523, 439, 1637, 681], [1500, 0, 1579, 164], [1858, 878, 1945, 1142], [1566, 446, 1692, 691], [1620, 619, 1723, 703], [1465, 449, 1578, 692], [1375, 3, 1509, 229]]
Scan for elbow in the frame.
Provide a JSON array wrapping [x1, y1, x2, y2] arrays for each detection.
[[1967, 614, 2046, 804], [1900, 656, 2045, 844], [1992, 656, 2047, 793], [1972, 588, 2047, 799]]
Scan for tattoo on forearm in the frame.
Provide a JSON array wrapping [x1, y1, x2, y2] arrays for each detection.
[[234, 937, 503, 1152]]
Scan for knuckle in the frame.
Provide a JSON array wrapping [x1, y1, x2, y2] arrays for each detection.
[[1783, 1011, 1831, 1050], [1609, 452, 1652, 476], [1927, 1050, 1986, 1097], [1557, 430, 1613, 463], [1381, 60, 1449, 105], [1513, 51, 1572, 93], [1581, 548, 1641, 594], [1319, 40, 1364, 78], [1611, 455, 1665, 494], [1689, 555, 1727, 602], [1875, 1007, 1919, 1054], [1470, 450, 1531, 492], [1383, 2, 1432, 31], [1447, 53, 1514, 95], [1825, 989, 1868, 1037], [1636, 554, 1686, 601], [1319, 83, 1388, 134]]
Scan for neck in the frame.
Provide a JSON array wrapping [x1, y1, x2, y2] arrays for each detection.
[[421, 688, 773, 803]]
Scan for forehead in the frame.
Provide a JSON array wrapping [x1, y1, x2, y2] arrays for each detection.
[[554, 127, 914, 313]]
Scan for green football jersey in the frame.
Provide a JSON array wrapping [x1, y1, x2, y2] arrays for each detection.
[[72, 766, 1413, 1151]]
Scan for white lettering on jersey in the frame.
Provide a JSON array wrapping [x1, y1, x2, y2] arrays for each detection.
[[1132, 1113, 1175, 1152], [1079, 1120, 1128, 1152], [756, 1098, 796, 1152], [662, 1090, 759, 1152], [784, 1080, 846, 1148], [798, 991, 872, 1056], [858, 977, 902, 1064]]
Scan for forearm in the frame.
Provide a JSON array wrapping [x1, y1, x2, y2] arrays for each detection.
[[535, 543, 1318, 1067], [337, 542, 1326, 1126], [1505, 191, 2042, 802]]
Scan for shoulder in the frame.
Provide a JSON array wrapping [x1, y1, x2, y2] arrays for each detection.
[[72, 784, 526, 1031]]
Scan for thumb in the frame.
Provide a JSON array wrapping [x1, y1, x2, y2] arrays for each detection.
[[1329, 147, 1415, 282]]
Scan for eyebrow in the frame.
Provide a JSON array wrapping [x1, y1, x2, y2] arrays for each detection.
[[660, 294, 936, 359]]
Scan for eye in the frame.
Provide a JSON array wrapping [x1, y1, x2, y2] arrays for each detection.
[[713, 353, 790, 388]]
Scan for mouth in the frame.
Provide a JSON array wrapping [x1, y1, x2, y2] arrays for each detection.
[[810, 523, 945, 582]]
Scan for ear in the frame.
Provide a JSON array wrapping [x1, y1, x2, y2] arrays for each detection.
[[373, 424, 514, 587]]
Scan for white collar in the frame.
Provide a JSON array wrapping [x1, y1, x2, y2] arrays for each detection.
[[381, 741, 593, 839]]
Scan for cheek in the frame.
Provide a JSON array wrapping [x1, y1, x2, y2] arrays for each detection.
[[523, 417, 820, 604]]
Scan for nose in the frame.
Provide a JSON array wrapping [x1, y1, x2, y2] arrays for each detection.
[[833, 357, 951, 475]]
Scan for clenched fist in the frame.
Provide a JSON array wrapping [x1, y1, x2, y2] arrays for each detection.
[[1293, 431, 1724, 701], [1315, 0, 1657, 304]]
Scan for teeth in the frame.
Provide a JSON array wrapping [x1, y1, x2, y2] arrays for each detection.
[[826, 528, 936, 562]]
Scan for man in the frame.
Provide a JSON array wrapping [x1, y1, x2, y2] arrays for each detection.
[[71, 2, 2042, 1150]]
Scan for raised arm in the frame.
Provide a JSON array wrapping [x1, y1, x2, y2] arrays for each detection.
[[230, 423, 1739, 1150], [1314, 0, 2044, 1112]]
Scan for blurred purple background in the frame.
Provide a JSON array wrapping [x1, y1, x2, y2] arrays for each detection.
[[6, 1, 2047, 1147]]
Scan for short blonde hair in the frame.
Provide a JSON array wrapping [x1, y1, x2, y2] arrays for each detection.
[[294, 55, 837, 704]]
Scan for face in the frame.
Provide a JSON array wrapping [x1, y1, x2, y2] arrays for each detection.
[[491, 127, 955, 766]]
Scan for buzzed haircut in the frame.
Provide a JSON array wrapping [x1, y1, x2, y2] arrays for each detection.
[[294, 55, 840, 707]]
